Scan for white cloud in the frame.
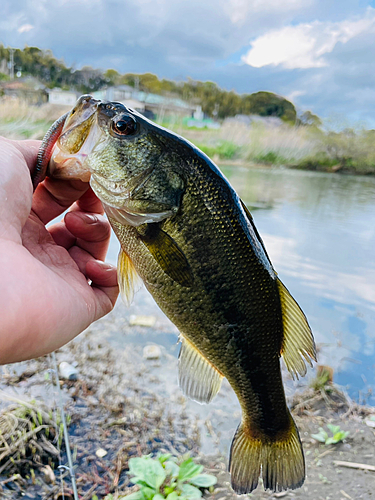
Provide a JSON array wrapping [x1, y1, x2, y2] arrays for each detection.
[[286, 90, 306, 102], [242, 8, 375, 69], [18, 24, 34, 33]]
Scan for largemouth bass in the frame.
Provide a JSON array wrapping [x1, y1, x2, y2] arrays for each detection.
[[34, 95, 316, 494]]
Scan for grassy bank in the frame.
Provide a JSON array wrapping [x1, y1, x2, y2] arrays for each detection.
[[165, 119, 375, 175], [2, 99, 375, 175], [0, 99, 69, 140]]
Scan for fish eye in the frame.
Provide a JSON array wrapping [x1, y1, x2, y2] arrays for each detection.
[[112, 115, 137, 136]]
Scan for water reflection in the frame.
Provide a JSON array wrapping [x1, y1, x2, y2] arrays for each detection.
[[107, 166, 375, 405], [220, 166, 375, 404]]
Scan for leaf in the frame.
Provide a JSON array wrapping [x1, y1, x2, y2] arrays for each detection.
[[181, 484, 202, 499], [153, 495, 165, 500], [166, 493, 179, 500], [142, 487, 158, 500], [333, 431, 349, 443], [128, 458, 166, 490], [311, 433, 327, 443], [129, 458, 150, 481], [178, 459, 203, 482], [131, 479, 152, 488], [158, 453, 172, 465], [165, 461, 180, 478], [190, 474, 217, 488], [144, 461, 167, 490], [327, 424, 341, 435], [121, 491, 145, 500]]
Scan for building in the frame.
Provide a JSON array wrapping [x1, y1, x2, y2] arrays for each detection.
[[0, 76, 47, 104], [47, 88, 81, 106], [92, 85, 195, 119], [92, 85, 145, 114]]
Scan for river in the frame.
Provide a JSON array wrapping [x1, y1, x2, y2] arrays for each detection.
[[100, 165, 375, 452]]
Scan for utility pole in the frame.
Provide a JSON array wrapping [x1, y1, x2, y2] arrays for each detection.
[[9, 48, 14, 80]]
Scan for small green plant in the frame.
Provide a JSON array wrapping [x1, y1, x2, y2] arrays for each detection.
[[310, 366, 332, 392], [123, 454, 217, 500], [195, 141, 240, 160], [311, 424, 349, 445]]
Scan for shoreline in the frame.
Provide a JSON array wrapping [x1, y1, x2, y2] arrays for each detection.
[[1, 318, 374, 500], [214, 158, 375, 176]]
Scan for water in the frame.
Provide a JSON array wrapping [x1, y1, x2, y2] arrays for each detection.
[[106, 165, 375, 406], [219, 165, 375, 405]]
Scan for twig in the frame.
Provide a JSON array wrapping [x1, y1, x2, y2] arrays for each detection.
[[340, 490, 352, 500], [333, 460, 375, 472], [316, 449, 333, 459], [0, 474, 21, 486], [80, 483, 98, 500], [0, 424, 49, 461]]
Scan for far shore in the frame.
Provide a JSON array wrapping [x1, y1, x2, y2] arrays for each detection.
[[1, 99, 375, 176]]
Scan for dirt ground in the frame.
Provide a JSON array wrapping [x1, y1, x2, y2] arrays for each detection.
[[0, 308, 374, 500]]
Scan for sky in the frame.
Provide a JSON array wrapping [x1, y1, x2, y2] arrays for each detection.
[[3, 0, 375, 125]]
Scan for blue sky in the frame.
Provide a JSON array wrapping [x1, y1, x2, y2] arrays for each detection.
[[3, 0, 375, 125]]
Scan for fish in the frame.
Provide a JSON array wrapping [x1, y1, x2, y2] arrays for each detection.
[[34, 95, 316, 494]]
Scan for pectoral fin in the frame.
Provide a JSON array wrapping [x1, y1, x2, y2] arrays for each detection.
[[139, 225, 194, 287], [117, 249, 143, 306], [277, 278, 317, 378], [179, 336, 223, 404]]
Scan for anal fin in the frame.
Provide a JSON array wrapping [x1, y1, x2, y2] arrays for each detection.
[[277, 278, 317, 379], [117, 249, 143, 306], [178, 337, 223, 404]]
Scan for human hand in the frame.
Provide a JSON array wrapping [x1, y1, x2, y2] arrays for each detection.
[[0, 137, 119, 364]]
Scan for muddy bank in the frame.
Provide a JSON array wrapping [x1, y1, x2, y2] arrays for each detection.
[[1, 299, 375, 499]]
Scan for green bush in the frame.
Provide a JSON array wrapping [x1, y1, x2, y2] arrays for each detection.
[[122, 454, 217, 500], [311, 424, 349, 445], [195, 141, 240, 160]]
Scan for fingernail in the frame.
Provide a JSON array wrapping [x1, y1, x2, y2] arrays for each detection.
[[94, 260, 115, 271], [79, 213, 99, 224]]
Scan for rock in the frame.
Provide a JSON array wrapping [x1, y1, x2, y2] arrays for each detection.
[[129, 315, 156, 327], [95, 448, 108, 458], [59, 362, 79, 380], [41, 465, 55, 484], [143, 345, 162, 360]]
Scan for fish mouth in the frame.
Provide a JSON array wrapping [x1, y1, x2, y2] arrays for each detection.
[[58, 95, 100, 154], [49, 95, 103, 181]]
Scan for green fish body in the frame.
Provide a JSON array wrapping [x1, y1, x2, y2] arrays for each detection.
[[35, 96, 316, 494]]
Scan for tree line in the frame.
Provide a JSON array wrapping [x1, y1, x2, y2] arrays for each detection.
[[0, 45, 299, 122]]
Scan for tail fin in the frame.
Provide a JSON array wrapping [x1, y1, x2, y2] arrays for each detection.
[[229, 415, 305, 494]]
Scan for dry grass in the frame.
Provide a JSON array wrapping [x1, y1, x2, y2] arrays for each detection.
[[172, 120, 319, 163], [0, 98, 70, 140]]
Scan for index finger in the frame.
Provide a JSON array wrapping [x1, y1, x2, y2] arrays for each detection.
[[32, 176, 90, 225]]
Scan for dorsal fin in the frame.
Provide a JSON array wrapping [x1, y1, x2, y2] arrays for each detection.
[[117, 249, 143, 306], [178, 336, 223, 404], [240, 199, 274, 271], [277, 278, 316, 379]]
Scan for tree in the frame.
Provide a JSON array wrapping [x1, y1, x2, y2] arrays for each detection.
[[298, 110, 322, 128]]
